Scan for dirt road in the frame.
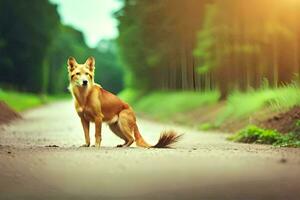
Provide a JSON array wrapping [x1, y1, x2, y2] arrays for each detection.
[[0, 100, 300, 200]]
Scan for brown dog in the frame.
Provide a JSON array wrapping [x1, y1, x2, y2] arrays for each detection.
[[67, 56, 181, 148]]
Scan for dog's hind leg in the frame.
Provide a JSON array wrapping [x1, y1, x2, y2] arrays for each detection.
[[109, 122, 128, 147], [116, 109, 135, 147]]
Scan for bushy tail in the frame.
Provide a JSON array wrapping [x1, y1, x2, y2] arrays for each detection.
[[152, 130, 182, 148], [134, 125, 182, 148]]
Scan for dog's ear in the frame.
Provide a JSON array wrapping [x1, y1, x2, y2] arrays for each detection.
[[67, 57, 77, 72], [85, 56, 95, 71]]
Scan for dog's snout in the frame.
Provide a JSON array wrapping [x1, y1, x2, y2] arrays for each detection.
[[82, 80, 88, 86]]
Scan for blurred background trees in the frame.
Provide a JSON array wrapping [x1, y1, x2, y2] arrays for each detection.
[[0, 0, 299, 98], [0, 0, 124, 94], [0, 0, 60, 93], [115, 0, 207, 91], [116, 0, 300, 97]]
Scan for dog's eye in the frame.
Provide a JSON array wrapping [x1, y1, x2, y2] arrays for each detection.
[[85, 73, 89, 75], [76, 72, 80, 75]]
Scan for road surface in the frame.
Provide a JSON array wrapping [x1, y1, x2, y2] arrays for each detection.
[[0, 100, 300, 200]]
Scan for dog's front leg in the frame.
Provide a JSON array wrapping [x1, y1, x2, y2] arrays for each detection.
[[80, 117, 90, 147], [94, 116, 102, 148]]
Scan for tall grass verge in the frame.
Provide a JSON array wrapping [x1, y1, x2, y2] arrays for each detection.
[[216, 83, 300, 126], [132, 90, 220, 120], [0, 89, 70, 112]]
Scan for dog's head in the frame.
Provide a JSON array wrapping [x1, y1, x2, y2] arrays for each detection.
[[67, 56, 95, 87]]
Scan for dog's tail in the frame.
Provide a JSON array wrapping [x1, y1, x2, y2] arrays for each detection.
[[134, 125, 182, 148], [152, 130, 182, 148]]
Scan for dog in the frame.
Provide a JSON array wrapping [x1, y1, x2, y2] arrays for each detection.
[[67, 56, 181, 148]]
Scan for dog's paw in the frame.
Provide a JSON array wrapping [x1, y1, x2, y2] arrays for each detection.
[[91, 143, 101, 148], [80, 144, 90, 147]]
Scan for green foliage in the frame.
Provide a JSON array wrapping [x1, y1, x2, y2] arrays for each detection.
[[115, 0, 207, 90], [0, 0, 60, 93], [193, 0, 300, 96], [274, 133, 300, 148], [46, 25, 89, 94], [94, 40, 124, 94], [229, 125, 280, 144], [229, 125, 300, 147], [46, 28, 124, 94], [193, 4, 219, 74], [216, 84, 300, 126], [132, 90, 220, 120], [198, 123, 217, 131], [268, 83, 300, 110], [0, 89, 70, 111], [115, 0, 300, 95], [0, 90, 45, 112], [118, 88, 144, 104], [295, 120, 300, 127], [0, 1, 124, 95], [115, 2, 150, 90]]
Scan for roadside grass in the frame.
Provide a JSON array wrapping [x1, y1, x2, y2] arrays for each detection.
[[215, 83, 300, 126], [197, 122, 218, 131], [0, 89, 70, 112], [129, 90, 220, 120], [228, 125, 300, 147], [118, 88, 145, 104], [119, 83, 300, 134]]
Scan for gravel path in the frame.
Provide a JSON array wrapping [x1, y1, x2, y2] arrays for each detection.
[[0, 100, 300, 200]]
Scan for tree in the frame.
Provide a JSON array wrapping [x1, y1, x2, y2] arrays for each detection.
[[46, 27, 124, 94], [116, 0, 207, 91], [94, 39, 124, 94], [0, 0, 60, 93]]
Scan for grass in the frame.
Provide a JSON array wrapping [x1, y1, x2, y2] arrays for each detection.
[[118, 88, 145, 104], [119, 83, 300, 133], [129, 90, 220, 120], [229, 125, 300, 147], [0, 89, 70, 112], [216, 83, 300, 126], [0, 90, 45, 111], [197, 122, 217, 131]]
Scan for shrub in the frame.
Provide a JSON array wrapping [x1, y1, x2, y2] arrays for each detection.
[[229, 125, 300, 147]]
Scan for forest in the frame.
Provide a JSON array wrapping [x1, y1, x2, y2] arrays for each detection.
[[0, 0, 123, 95], [116, 0, 300, 97], [1, 0, 299, 97]]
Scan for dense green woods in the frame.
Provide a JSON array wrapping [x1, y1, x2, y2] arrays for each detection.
[[0, 0, 60, 93], [116, 0, 300, 97], [0, 0, 123, 94], [1, 0, 300, 99], [116, 0, 207, 90]]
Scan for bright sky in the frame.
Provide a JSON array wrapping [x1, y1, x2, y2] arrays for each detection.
[[49, 0, 123, 48]]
